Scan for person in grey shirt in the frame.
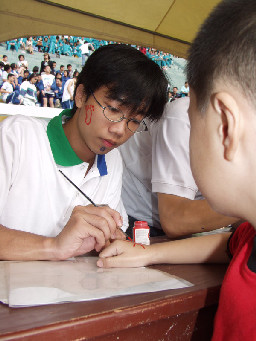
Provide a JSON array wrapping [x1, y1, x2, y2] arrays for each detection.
[[120, 97, 238, 238]]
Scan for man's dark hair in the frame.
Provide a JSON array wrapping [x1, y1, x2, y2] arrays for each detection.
[[28, 74, 36, 82], [187, 0, 256, 111], [3, 55, 7, 59], [72, 44, 168, 120], [18, 54, 24, 60], [73, 70, 79, 78], [10, 63, 16, 70], [67, 64, 72, 68], [33, 66, 39, 73], [4, 64, 10, 72]]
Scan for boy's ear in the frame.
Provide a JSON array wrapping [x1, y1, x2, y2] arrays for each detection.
[[213, 92, 241, 161], [75, 84, 86, 108]]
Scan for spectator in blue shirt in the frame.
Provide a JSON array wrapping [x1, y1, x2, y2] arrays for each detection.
[[35, 74, 44, 106], [62, 69, 69, 86], [51, 74, 63, 108]]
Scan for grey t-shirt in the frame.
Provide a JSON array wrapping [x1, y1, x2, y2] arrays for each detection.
[[119, 97, 201, 229]]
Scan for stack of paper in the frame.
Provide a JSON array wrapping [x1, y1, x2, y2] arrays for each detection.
[[0, 257, 193, 307]]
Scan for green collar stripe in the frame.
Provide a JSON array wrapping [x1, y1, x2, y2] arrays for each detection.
[[47, 109, 84, 166]]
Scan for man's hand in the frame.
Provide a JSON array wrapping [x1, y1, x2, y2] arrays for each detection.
[[0, 205, 125, 261], [51, 205, 123, 260], [111, 227, 127, 241]]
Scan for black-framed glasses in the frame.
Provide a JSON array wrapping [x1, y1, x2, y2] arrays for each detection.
[[91, 92, 147, 133]]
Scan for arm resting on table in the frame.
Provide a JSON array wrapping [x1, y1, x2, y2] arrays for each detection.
[[158, 193, 239, 238]]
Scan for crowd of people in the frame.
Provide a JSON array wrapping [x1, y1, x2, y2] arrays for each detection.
[[0, 52, 79, 108], [0, 36, 174, 108], [5, 35, 173, 69], [168, 81, 190, 102]]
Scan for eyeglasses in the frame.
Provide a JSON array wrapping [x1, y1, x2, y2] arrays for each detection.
[[91, 92, 147, 133]]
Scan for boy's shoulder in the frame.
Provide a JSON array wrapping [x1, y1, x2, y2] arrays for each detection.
[[2, 81, 9, 87], [0, 115, 48, 134], [20, 80, 29, 88], [164, 97, 190, 120], [229, 222, 255, 257], [105, 146, 122, 162], [103, 147, 123, 175]]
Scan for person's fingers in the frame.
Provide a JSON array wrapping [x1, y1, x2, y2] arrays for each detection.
[[71, 205, 113, 242], [95, 205, 123, 229], [97, 257, 121, 268], [98, 240, 151, 268], [55, 209, 106, 257], [94, 206, 119, 239], [97, 240, 135, 268], [73, 236, 96, 256], [99, 240, 122, 258], [83, 205, 123, 239], [105, 239, 111, 248], [112, 228, 127, 241], [55, 205, 125, 259], [71, 211, 107, 252]]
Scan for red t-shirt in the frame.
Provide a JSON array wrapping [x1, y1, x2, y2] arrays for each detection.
[[212, 222, 256, 341]]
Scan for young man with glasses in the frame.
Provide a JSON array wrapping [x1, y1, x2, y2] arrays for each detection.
[[0, 44, 167, 261]]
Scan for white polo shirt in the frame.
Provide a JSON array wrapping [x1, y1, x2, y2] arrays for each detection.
[[0, 110, 127, 237], [119, 97, 201, 228], [1, 81, 13, 102]]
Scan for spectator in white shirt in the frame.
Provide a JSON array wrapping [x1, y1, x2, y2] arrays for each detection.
[[180, 81, 190, 97], [41, 65, 55, 107], [17, 54, 28, 69], [80, 40, 94, 66], [19, 74, 38, 106], [0, 73, 15, 102]]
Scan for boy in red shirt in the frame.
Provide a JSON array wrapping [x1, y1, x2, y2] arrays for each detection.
[[98, 1, 256, 339]]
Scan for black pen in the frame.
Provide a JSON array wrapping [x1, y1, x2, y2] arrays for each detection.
[[59, 170, 97, 206]]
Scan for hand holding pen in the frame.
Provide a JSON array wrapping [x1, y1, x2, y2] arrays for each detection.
[[58, 170, 128, 244], [52, 204, 125, 260]]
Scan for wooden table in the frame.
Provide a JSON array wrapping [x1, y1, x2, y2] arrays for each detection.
[[0, 262, 227, 340]]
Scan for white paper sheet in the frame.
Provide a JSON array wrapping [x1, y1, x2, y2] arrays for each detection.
[[0, 257, 193, 307]]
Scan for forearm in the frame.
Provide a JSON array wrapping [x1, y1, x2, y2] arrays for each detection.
[[0, 205, 124, 261], [0, 224, 56, 261], [181, 199, 238, 231], [158, 194, 238, 237], [147, 232, 231, 265], [98, 232, 231, 268]]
